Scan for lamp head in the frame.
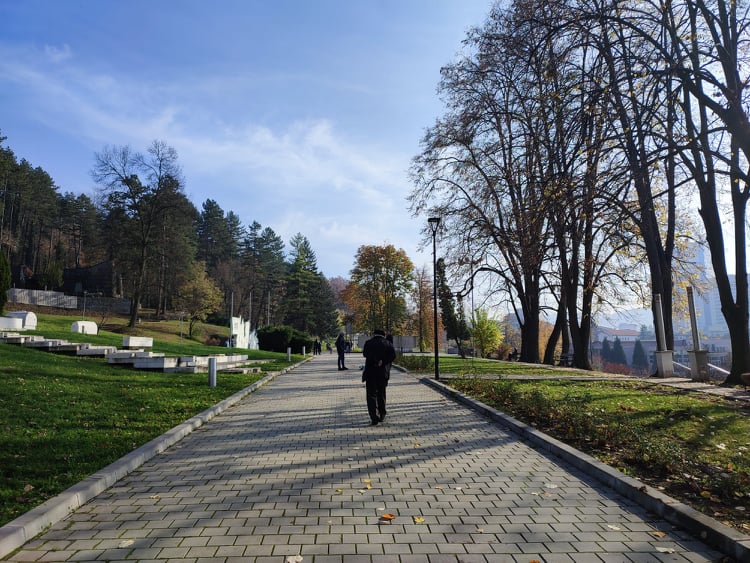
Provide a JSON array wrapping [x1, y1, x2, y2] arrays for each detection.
[[427, 216, 441, 234]]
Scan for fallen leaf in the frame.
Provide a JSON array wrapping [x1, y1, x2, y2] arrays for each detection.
[[435, 486, 444, 490], [476, 527, 484, 533], [651, 531, 666, 538], [414, 443, 421, 447], [656, 547, 676, 554], [544, 483, 558, 489], [336, 489, 344, 494], [366, 484, 372, 490], [363, 479, 371, 484], [118, 539, 134, 548], [455, 486, 463, 491], [380, 513, 396, 520], [607, 524, 622, 531], [285, 556, 303, 563], [413, 516, 425, 524], [23, 484, 34, 493]]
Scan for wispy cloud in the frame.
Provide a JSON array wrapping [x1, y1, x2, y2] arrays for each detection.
[[43, 43, 72, 63], [0, 32, 431, 277]]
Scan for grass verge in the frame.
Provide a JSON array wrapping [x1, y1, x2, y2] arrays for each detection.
[[0, 313, 301, 527], [445, 374, 750, 534]]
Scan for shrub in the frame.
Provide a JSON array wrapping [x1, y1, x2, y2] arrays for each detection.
[[257, 326, 313, 354], [395, 354, 434, 371], [289, 328, 313, 354], [257, 325, 293, 352]]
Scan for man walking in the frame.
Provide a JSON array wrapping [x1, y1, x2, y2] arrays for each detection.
[[362, 329, 396, 425], [335, 332, 347, 370]]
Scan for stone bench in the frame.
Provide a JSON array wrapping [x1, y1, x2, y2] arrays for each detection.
[[122, 336, 153, 349]]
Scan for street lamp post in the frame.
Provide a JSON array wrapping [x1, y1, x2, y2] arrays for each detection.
[[428, 217, 441, 380]]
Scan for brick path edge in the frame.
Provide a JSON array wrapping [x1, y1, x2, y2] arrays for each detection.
[[0, 358, 310, 560], [422, 376, 750, 562]]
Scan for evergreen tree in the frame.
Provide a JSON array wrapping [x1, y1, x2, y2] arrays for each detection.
[[436, 258, 469, 356], [0, 251, 10, 313], [312, 275, 341, 338], [612, 337, 628, 365], [632, 339, 649, 373], [283, 233, 320, 332], [601, 338, 612, 363]]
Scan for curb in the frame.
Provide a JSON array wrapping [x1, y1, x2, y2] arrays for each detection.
[[0, 359, 309, 561], [421, 376, 750, 562]]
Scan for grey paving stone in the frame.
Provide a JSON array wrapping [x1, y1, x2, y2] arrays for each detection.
[[5, 354, 734, 562]]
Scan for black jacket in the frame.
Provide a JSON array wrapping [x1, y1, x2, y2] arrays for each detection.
[[362, 334, 396, 382]]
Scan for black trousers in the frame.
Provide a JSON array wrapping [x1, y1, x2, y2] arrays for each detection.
[[337, 351, 346, 369], [365, 377, 387, 422]]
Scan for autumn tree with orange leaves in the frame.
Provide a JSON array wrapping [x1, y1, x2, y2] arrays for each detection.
[[342, 244, 414, 335]]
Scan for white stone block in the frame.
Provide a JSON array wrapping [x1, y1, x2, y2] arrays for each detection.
[[6, 311, 37, 330], [71, 321, 98, 335]]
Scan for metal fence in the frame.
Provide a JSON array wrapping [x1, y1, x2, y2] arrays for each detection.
[[7, 288, 130, 314]]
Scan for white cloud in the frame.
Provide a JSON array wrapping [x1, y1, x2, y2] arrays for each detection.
[[44, 43, 72, 63]]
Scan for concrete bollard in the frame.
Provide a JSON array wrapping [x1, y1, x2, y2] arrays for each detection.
[[287, 347, 291, 361], [208, 357, 217, 387]]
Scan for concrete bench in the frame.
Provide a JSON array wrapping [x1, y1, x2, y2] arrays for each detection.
[[123, 336, 153, 349], [71, 321, 98, 335]]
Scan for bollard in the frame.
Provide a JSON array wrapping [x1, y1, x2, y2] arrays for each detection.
[[303, 345, 306, 356], [208, 357, 217, 387], [287, 347, 291, 361]]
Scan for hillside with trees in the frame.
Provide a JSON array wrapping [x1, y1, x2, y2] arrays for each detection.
[[0, 134, 341, 340]]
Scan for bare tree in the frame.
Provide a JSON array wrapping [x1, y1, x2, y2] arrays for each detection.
[[92, 141, 185, 327]]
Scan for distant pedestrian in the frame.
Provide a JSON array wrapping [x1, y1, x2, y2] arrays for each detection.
[[362, 329, 396, 425], [335, 332, 348, 370]]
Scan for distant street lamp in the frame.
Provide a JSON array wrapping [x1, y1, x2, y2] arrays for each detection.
[[428, 217, 441, 380]]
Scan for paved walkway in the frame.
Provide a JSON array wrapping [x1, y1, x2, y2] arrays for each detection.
[[6, 354, 730, 562]]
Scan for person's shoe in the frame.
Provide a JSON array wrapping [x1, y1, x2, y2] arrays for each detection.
[[379, 414, 386, 422], [342, 366, 348, 370], [371, 419, 379, 426]]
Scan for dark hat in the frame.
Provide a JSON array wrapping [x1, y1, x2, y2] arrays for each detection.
[[374, 329, 386, 336]]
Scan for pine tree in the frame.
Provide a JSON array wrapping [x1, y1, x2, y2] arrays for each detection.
[[632, 339, 649, 373], [0, 251, 10, 313], [612, 337, 628, 366]]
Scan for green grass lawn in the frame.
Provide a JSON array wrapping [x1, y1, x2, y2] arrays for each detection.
[[0, 313, 301, 527]]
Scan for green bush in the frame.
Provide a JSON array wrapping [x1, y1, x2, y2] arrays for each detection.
[[289, 328, 313, 354], [395, 354, 434, 371], [257, 325, 313, 354]]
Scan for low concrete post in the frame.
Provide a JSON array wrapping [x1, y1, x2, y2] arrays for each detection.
[[303, 346, 306, 356], [287, 347, 291, 361], [653, 294, 674, 377], [687, 286, 709, 381], [208, 357, 217, 387]]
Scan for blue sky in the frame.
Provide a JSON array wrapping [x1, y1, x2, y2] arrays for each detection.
[[0, 0, 492, 278]]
